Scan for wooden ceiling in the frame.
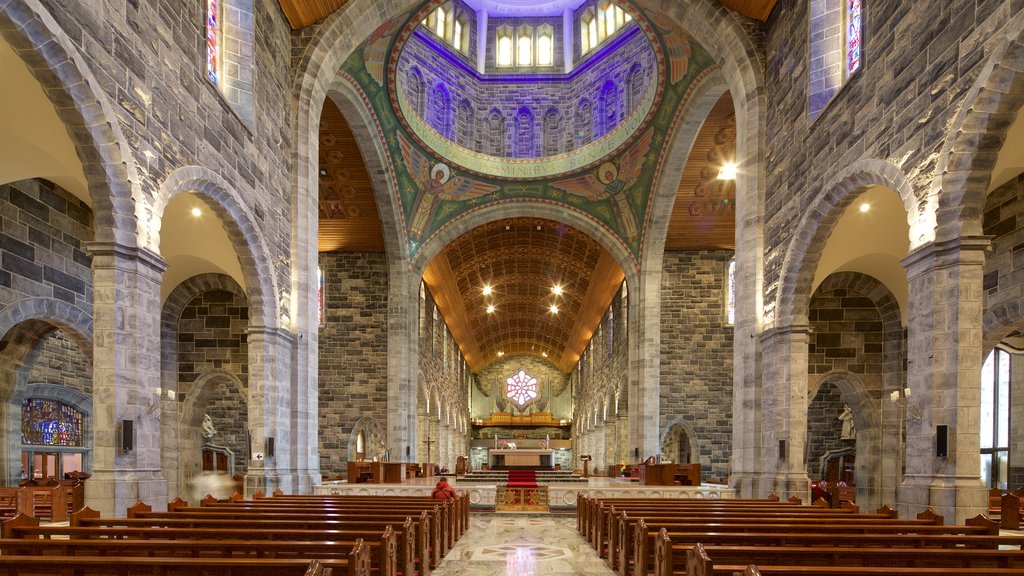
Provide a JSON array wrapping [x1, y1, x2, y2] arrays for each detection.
[[276, 0, 777, 29], [318, 98, 385, 253], [422, 218, 624, 373], [665, 91, 736, 251]]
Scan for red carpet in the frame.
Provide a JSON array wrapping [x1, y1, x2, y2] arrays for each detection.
[[505, 470, 538, 488]]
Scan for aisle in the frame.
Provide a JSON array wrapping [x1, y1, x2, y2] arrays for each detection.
[[430, 513, 615, 575]]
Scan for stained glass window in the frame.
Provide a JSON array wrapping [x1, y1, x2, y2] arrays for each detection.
[[537, 25, 554, 67], [317, 265, 324, 326], [22, 400, 83, 447], [205, 0, 220, 86], [506, 370, 538, 406], [845, 0, 862, 77], [726, 258, 736, 325]]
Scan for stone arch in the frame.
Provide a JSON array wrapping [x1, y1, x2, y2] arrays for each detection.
[[514, 106, 535, 159], [0, 0, 141, 246], [773, 159, 915, 328], [804, 369, 882, 510], [933, 12, 1024, 242], [0, 298, 92, 362], [487, 108, 506, 156], [153, 166, 277, 329], [348, 417, 385, 462], [9, 383, 93, 486], [429, 82, 452, 139], [177, 369, 248, 494], [659, 417, 699, 465]]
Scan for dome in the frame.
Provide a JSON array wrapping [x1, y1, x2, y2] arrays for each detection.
[[388, 0, 662, 179]]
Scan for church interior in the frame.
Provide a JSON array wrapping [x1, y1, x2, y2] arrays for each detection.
[[3, 0, 1024, 572]]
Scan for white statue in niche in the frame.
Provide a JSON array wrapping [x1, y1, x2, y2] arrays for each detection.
[[201, 414, 217, 440], [838, 404, 856, 440]]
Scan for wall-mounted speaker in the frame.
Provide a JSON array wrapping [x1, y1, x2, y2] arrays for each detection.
[[121, 420, 134, 452], [936, 425, 948, 458], [634, 447, 639, 460], [406, 446, 411, 457], [266, 437, 275, 458], [778, 439, 787, 461]]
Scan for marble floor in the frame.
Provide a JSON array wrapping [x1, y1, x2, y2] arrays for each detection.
[[431, 514, 614, 575]]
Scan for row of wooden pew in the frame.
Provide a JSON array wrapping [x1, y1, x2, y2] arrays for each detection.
[[0, 482, 84, 521], [577, 494, 1024, 576], [0, 490, 468, 576]]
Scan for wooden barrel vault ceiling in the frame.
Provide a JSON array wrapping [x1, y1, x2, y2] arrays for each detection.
[[314, 3, 740, 374]]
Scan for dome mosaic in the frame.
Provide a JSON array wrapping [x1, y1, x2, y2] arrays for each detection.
[[389, 0, 662, 180]]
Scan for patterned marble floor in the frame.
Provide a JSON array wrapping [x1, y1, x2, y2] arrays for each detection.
[[431, 514, 615, 575]]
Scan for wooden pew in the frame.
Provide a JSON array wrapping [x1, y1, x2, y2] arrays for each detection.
[[0, 529, 393, 575], [602, 506, 897, 567], [59, 506, 423, 573], [262, 493, 469, 537], [648, 523, 1024, 576], [0, 546, 368, 576]]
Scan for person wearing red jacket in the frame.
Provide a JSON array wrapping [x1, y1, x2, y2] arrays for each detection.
[[432, 476, 456, 500]]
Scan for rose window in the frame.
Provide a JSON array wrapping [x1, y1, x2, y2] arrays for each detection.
[[506, 370, 538, 406]]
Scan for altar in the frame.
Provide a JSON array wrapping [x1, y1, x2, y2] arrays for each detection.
[[488, 448, 554, 468]]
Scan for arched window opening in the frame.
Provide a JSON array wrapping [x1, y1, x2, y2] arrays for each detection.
[[580, 8, 597, 55], [430, 83, 452, 139], [487, 109, 506, 156], [599, 1, 615, 39], [457, 100, 474, 148], [517, 25, 533, 66], [317, 265, 325, 326], [543, 108, 562, 156], [726, 258, 736, 325], [356, 430, 366, 457], [204, 0, 255, 125], [808, 0, 863, 120], [421, 2, 468, 55], [598, 80, 619, 136], [581, 1, 630, 57], [407, 67, 425, 116], [574, 98, 593, 147], [537, 25, 554, 67], [514, 107, 535, 158], [496, 25, 513, 66], [981, 348, 1011, 489], [626, 62, 645, 117]]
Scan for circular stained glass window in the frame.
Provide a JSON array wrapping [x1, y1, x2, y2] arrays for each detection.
[[506, 370, 538, 406]]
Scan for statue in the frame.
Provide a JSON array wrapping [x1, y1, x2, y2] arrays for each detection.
[[838, 404, 856, 439], [201, 414, 217, 440]]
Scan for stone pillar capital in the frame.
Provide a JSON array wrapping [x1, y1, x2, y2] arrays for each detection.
[[245, 325, 294, 343], [759, 324, 812, 346], [901, 235, 992, 276], [83, 241, 167, 273]]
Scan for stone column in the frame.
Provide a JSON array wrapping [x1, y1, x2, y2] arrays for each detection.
[[388, 272, 416, 462], [84, 242, 167, 516], [899, 237, 989, 523], [759, 325, 812, 502], [244, 327, 294, 495], [632, 264, 660, 459]]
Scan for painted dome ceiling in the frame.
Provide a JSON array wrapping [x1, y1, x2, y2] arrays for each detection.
[[341, 0, 719, 261]]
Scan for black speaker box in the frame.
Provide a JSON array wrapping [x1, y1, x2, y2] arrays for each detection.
[[122, 420, 133, 452], [936, 425, 948, 458]]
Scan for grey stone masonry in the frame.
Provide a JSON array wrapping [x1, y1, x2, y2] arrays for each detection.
[[0, 179, 93, 313], [659, 251, 734, 481], [806, 380, 846, 480], [26, 330, 92, 398], [318, 252, 390, 476]]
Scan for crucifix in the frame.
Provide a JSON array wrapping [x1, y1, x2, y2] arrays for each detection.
[[422, 436, 435, 463]]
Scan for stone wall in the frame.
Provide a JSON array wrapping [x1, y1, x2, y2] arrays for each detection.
[[397, 23, 653, 156], [317, 252, 390, 475], [659, 251, 734, 481], [25, 330, 92, 398], [0, 179, 93, 312], [806, 380, 847, 479], [761, 0, 1012, 315]]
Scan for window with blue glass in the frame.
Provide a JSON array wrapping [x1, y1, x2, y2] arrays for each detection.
[[22, 399, 83, 447]]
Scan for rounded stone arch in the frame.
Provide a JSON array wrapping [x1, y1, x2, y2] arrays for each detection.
[[0, 0, 142, 246], [659, 417, 699, 465], [153, 167, 277, 329], [181, 369, 248, 431], [177, 368, 248, 490], [983, 303, 1024, 354], [773, 159, 915, 328], [933, 12, 1024, 242], [805, 369, 882, 509], [348, 416, 385, 461], [0, 298, 93, 366]]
